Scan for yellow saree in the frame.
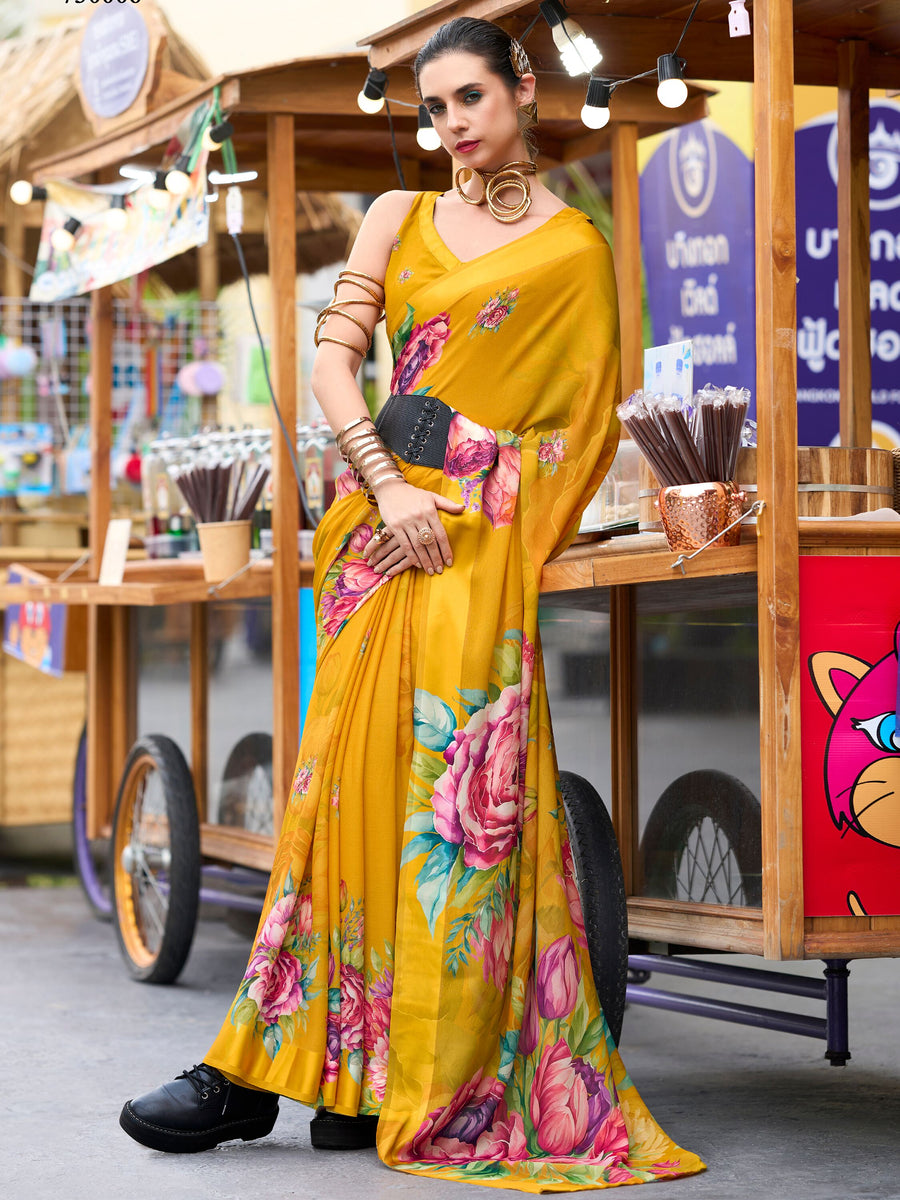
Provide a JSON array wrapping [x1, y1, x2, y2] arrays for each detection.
[[205, 192, 705, 1191]]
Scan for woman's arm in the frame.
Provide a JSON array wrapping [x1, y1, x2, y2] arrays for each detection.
[[312, 192, 463, 576]]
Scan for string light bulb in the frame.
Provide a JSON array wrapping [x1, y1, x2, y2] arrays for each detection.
[[165, 155, 192, 196], [105, 194, 128, 232], [416, 105, 441, 152], [147, 170, 172, 210], [10, 180, 48, 206], [581, 77, 612, 130], [539, 1, 602, 77], [202, 119, 234, 152], [51, 216, 82, 252], [357, 68, 388, 114], [657, 54, 688, 108]]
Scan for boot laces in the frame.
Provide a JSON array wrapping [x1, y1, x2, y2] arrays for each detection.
[[177, 1063, 226, 1100]]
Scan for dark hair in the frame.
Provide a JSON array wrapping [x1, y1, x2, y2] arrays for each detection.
[[414, 17, 537, 157]]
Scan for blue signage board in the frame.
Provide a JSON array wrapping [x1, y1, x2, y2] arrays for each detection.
[[640, 121, 756, 410], [796, 100, 900, 446]]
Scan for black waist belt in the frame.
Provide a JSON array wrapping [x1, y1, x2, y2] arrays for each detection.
[[375, 393, 454, 470]]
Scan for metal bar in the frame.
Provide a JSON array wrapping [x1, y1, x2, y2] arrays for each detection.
[[626, 985, 827, 1040], [628, 954, 826, 1000], [200, 864, 268, 886], [198, 887, 265, 913]]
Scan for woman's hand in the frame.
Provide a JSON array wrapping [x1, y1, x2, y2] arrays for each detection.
[[365, 479, 465, 576]]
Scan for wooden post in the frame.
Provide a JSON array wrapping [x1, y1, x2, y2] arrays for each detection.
[[89, 286, 113, 576], [190, 603, 209, 823], [611, 122, 643, 396], [267, 114, 300, 832], [609, 585, 637, 895], [753, 0, 804, 960], [198, 227, 220, 427], [837, 40, 871, 448]]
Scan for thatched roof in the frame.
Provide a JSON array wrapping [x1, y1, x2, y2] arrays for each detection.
[[0, 15, 209, 177]]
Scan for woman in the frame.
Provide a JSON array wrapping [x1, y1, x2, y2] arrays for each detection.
[[121, 17, 704, 1190]]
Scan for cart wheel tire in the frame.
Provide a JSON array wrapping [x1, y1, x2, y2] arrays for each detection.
[[639, 769, 762, 907], [560, 771, 628, 1047], [111, 735, 200, 984], [72, 725, 112, 920], [218, 732, 273, 836]]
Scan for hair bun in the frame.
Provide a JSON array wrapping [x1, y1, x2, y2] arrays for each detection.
[[509, 38, 531, 77]]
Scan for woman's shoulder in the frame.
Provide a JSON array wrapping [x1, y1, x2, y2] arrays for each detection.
[[363, 189, 431, 230]]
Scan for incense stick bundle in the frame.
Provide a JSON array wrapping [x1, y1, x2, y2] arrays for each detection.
[[171, 459, 270, 524], [692, 385, 750, 481], [618, 388, 751, 487]]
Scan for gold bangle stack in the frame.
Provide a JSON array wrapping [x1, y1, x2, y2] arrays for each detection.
[[315, 269, 386, 357], [335, 415, 404, 503]]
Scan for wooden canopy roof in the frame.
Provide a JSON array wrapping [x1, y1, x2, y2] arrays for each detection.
[[363, 0, 900, 88], [28, 50, 711, 196]]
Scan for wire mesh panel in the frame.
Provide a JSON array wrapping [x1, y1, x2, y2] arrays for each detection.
[[0, 297, 220, 447]]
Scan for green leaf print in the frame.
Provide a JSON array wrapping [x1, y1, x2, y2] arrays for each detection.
[[347, 1048, 364, 1084], [413, 689, 457, 752], [391, 303, 415, 360], [231, 997, 258, 1026], [572, 1014, 606, 1058], [457, 686, 489, 715], [495, 640, 522, 689], [262, 1023, 283, 1060], [401, 831, 442, 865], [416, 840, 459, 933]]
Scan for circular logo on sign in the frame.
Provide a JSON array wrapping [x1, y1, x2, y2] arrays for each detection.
[[826, 100, 900, 212], [668, 122, 718, 219], [79, 5, 150, 120]]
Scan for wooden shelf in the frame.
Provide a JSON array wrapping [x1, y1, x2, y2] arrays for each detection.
[[200, 823, 274, 872], [0, 556, 314, 607], [627, 896, 765, 955], [542, 533, 758, 593]]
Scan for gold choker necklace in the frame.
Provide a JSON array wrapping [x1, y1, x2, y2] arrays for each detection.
[[454, 160, 536, 224]]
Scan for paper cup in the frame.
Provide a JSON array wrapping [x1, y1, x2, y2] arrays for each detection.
[[196, 519, 252, 583]]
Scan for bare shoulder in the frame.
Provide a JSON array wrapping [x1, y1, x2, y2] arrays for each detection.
[[347, 190, 420, 279]]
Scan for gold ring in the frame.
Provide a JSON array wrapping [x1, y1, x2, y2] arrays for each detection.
[[372, 526, 392, 545], [417, 527, 435, 546]]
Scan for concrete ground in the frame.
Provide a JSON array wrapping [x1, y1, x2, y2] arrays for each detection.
[[2, 881, 899, 1200]]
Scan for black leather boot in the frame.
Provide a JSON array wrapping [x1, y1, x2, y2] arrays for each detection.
[[120, 1064, 279, 1153], [309, 1107, 379, 1150]]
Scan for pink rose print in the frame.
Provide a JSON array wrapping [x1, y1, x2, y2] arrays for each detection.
[[245, 894, 304, 1022], [335, 469, 360, 499], [391, 234, 401, 252], [530, 1038, 611, 1157], [399, 1070, 506, 1163], [397, 268, 413, 283], [390, 312, 450, 394], [473, 1102, 529, 1161], [536, 934, 580, 1020], [364, 970, 393, 1052], [469, 286, 519, 336], [319, 527, 387, 639], [471, 898, 514, 990], [538, 430, 567, 476], [340, 963, 365, 1053], [363, 1029, 390, 1102], [291, 756, 316, 801], [482, 442, 521, 529], [432, 685, 524, 870], [444, 413, 498, 479], [559, 834, 588, 952], [323, 1007, 340, 1083]]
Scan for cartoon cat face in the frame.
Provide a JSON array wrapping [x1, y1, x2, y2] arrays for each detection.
[[810, 625, 900, 848]]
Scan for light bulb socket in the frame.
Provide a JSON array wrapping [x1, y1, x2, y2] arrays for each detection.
[[207, 120, 234, 147], [417, 105, 433, 133], [110, 194, 126, 213], [10, 181, 48, 205], [362, 68, 388, 104], [63, 216, 81, 237], [657, 53, 685, 86], [585, 77, 612, 110], [539, 0, 568, 30], [152, 169, 168, 191]]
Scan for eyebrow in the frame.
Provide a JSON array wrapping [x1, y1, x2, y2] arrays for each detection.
[[421, 82, 484, 103]]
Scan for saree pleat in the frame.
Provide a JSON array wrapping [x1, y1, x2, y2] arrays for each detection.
[[205, 193, 705, 1191]]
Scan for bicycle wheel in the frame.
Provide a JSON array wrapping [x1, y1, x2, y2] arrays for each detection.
[[640, 769, 762, 907], [111, 734, 200, 983], [560, 771, 628, 1047], [71, 725, 112, 920], [217, 732, 273, 836]]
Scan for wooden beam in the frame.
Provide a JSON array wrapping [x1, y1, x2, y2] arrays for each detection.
[[89, 286, 113, 577], [753, 0, 803, 961], [837, 40, 871, 449], [611, 121, 643, 396], [267, 113, 301, 835], [3, 195, 25, 300]]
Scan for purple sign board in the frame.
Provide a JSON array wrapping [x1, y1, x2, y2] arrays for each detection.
[[79, 5, 150, 120], [796, 100, 900, 446], [640, 121, 756, 410], [3, 570, 70, 679]]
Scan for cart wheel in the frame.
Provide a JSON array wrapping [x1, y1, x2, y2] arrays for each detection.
[[560, 771, 628, 1047], [111, 735, 200, 984], [72, 725, 112, 920], [218, 732, 273, 836], [640, 769, 762, 907]]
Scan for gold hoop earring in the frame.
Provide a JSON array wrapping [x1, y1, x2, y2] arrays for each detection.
[[517, 101, 538, 133]]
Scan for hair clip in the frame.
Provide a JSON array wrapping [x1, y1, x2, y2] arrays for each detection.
[[509, 38, 531, 78]]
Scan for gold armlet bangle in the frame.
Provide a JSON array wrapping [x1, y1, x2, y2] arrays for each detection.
[[316, 306, 374, 347], [314, 334, 368, 357], [368, 466, 404, 489], [338, 268, 385, 293], [334, 276, 385, 306], [335, 415, 373, 442]]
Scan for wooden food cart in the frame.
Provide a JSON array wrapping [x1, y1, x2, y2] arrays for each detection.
[[0, 45, 705, 982], [359, 0, 900, 1062]]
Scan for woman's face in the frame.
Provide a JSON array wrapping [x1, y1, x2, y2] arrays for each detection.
[[418, 50, 534, 170]]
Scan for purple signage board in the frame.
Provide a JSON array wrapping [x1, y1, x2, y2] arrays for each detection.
[[3, 570, 70, 679], [79, 5, 150, 120], [796, 100, 900, 446], [640, 121, 756, 409]]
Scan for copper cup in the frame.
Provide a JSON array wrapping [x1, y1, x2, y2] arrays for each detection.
[[656, 481, 745, 552]]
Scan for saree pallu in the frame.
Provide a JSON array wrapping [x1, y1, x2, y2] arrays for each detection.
[[205, 192, 705, 1191]]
